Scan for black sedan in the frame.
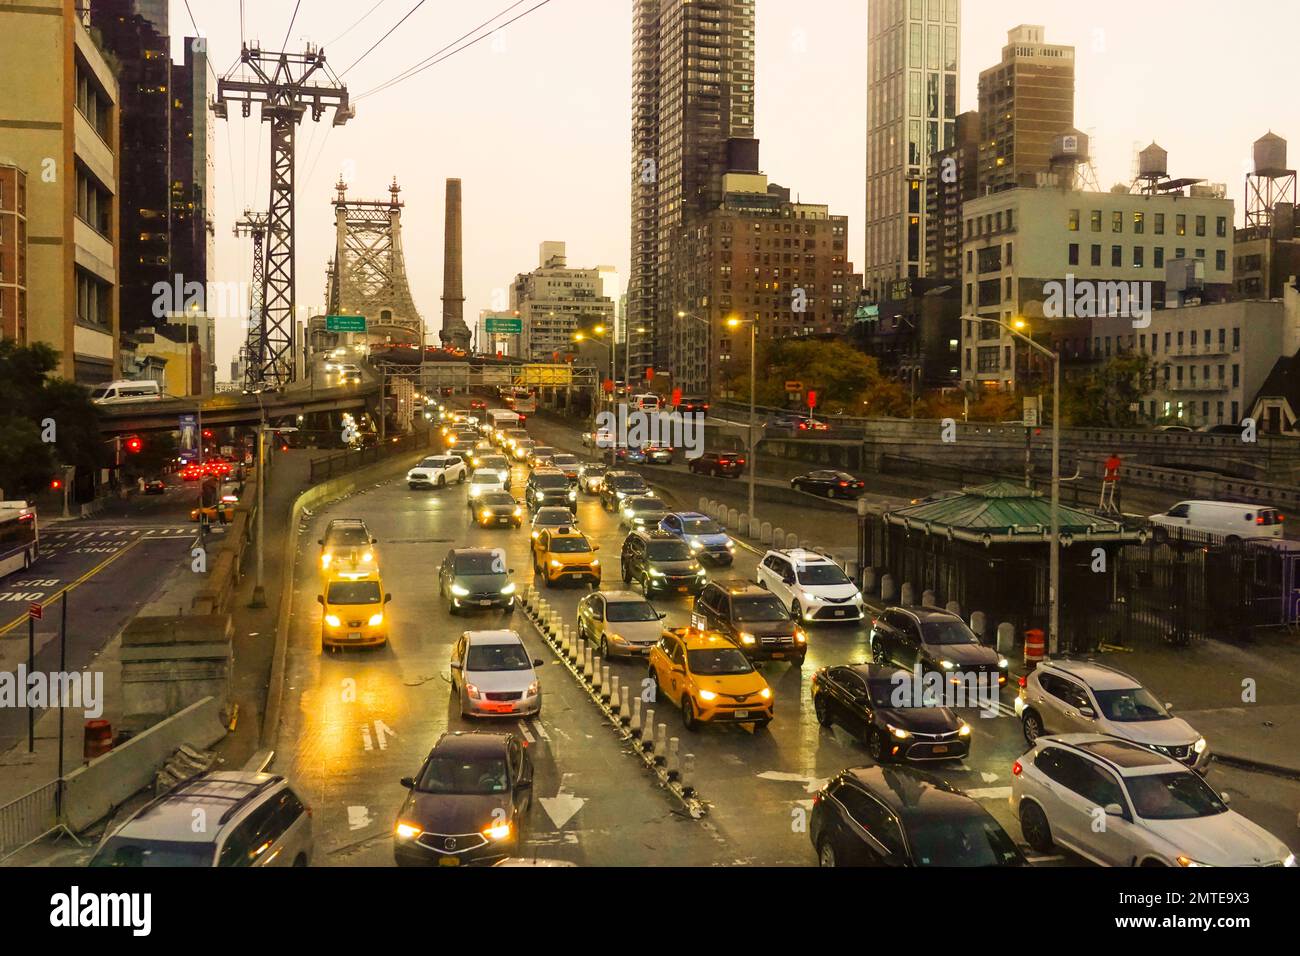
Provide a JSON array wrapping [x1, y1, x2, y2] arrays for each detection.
[[809, 766, 1026, 868], [870, 606, 1008, 690], [144, 478, 167, 495], [438, 548, 517, 615], [791, 470, 865, 499], [474, 491, 523, 529], [394, 732, 534, 867], [811, 664, 970, 762]]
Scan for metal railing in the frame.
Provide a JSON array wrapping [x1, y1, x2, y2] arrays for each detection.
[[0, 781, 58, 862], [307, 428, 431, 484]]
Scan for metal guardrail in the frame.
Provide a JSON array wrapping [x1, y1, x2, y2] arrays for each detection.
[[0, 781, 58, 862], [307, 429, 431, 483]]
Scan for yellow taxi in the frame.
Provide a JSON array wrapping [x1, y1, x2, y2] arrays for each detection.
[[530, 527, 601, 589], [317, 568, 391, 650], [648, 627, 774, 731]]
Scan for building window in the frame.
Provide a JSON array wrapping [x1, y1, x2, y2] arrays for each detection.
[[1154, 213, 1165, 235], [1195, 215, 1206, 237], [1133, 246, 1144, 267], [1176, 248, 1185, 260], [1232, 364, 1240, 387], [1090, 244, 1101, 266], [1112, 210, 1123, 233], [1176, 214, 1186, 236], [1068, 243, 1079, 266], [1216, 249, 1226, 271], [977, 346, 999, 372], [75, 266, 111, 328], [1005, 242, 1013, 266], [1216, 216, 1227, 238], [1090, 210, 1101, 232], [1133, 211, 1145, 234], [1232, 327, 1240, 350], [1068, 209, 1080, 231], [1111, 245, 1122, 267], [1154, 247, 1164, 268]]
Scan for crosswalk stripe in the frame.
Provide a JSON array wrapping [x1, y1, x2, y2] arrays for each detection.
[[517, 721, 535, 743]]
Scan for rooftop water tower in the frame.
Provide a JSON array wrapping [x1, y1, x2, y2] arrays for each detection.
[[1244, 132, 1297, 233]]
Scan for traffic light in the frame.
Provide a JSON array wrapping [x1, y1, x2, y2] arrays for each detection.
[[50, 478, 62, 491], [202, 429, 213, 439], [125, 436, 143, 454]]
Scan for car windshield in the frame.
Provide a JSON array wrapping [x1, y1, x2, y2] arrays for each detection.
[[478, 457, 509, 469], [581, 465, 607, 476], [1092, 687, 1171, 722], [482, 493, 515, 507], [605, 601, 659, 623], [89, 837, 216, 867], [688, 647, 755, 676], [732, 596, 790, 622], [418, 458, 450, 468], [906, 815, 1023, 867], [682, 518, 723, 534], [327, 581, 382, 604], [548, 537, 592, 554], [325, 527, 370, 547], [610, 476, 646, 491], [552, 456, 579, 466], [867, 679, 906, 708], [647, 540, 693, 561], [535, 510, 571, 525], [534, 476, 569, 489], [626, 497, 661, 512], [919, 620, 979, 645], [796, 564, 850, 586], [1125, 772, 1228, 820], [471, 471, 501, 484], [416, 756, 509, 795], [531, 448, 556, 457], [454, 553, 505, 573], [466, 643, 532, 672]]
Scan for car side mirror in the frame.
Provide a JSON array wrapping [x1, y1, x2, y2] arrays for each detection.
[[1219, 792, 1231, 805], [1164, 702, 1175, 713], [371, 537, 378, 543], [509, 568, 516, 575], [1103, 803, 1124, 817], [400, 777, 415, 790], [657, 612, 667, 620], [315, 595, 324, 605], [593, 544, 601, 551], [1078, 706, 1096, 719], [532, 659, 544, 668], [385, 593, 393, 603]]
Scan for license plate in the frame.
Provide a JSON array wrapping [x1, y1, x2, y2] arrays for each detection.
[[438, 857, 460, 867], [834, 609, 847, 617], [485, 702, 513, 713], [677, 586, 688, 593], [772, 653, 784, 660], [734, 710, 750, 719], [348, 632, 361, 641], [932, 745, 948, 754], [479, 600, 493, 606]]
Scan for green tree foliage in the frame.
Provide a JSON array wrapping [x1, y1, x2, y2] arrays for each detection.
[[0, 340, 108, 497], [1062, 352, 1154, 427], [728, 339, 890, 414]]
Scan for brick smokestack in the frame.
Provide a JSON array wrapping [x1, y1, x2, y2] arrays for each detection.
[[440, 178, 471, 350]]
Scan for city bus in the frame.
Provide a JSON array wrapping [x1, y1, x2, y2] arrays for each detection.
[[503, 389, 537, 416], [0, 502, 39, 578]]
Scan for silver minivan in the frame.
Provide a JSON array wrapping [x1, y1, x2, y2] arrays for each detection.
[[89, 772, 313, 867]]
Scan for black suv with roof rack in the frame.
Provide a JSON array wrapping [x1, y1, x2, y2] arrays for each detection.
[[692, 580, 806, 665]]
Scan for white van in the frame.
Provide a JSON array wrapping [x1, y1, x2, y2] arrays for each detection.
[[1148, 500, 1285, 542], [487, 409, 522, 435], [90, 380, 163, 405], [631, 393, 660, 412]]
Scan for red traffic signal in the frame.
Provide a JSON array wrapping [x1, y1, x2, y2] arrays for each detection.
[[125, 436, 143, 454], [807, 389, 818, 410], [50, 478, 62, 491], [671, 387, 682, 407], [202, 429, 214, 439], [645, 367, 655, 381]]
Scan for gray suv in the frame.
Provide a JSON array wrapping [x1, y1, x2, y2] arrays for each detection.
[[89, 772, 314, 867], [1015, 659, 1210, 773]]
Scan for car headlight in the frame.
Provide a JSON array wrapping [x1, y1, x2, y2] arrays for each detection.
[[321, 553, 333, 569], [591, 559, 600, 567], [568, 490, 577, 501], [940, 660, 955, 670], [324, 614, 341, 628], [688, 540, 701, 551], [513, 507, 523, 517], [368, 613, 383, 627], [888, 724, 911, 739], [623, 508, 634, 519], [739, 631, 756, 645], [759, 687, 772, 700], [550, 559, 562, 569], [609, 633, 627, 644], [361, 551, 374, 563], [695, 567, 706, 577], [801, 590, 817, 603], [794, 628, 807, 644], [649, 568, 665, 577], [482, 821, 513, 842], [501, 582, 517, 595], [499, 470, 509, 481], [1284, 854, 1296, 867], [698, 689, 718, 701], [1193, 736, 1207, 754], [536, 491, 545, 500], [1176, 856, 1210, 867], [526, 680, 539, 696], [725, 540, 735, 551], [451, 584, 470, 597], [997, 657, 1009, 669], [958, 722, 971, 736], [395, 821, 422, 841]]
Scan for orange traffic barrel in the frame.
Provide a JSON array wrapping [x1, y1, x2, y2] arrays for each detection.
[[1023, 628, 1046, 666], [84, 719, 113, 760]]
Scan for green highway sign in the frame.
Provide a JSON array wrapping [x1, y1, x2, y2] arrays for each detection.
[[326, 315, 367, 332], [485, 316, 523, 335]]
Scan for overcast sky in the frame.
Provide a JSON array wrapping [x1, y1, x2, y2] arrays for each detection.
[[171, 0, 1299, 372]]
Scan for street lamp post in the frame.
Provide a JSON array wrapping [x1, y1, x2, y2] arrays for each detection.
[[575, 325, 616, 466], [980, 316, 1062, 652], [725, 317, 758, 522]]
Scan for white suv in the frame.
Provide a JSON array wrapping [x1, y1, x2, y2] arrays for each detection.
[[467, 468, 507, 507], [1012, 734, 1295, 867], [407, 455, 467, 489], [1015, 658, 1209, 772], [756, 548, 864, 624], [89, 772, 314, 867]]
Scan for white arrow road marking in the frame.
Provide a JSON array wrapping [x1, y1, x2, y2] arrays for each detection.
[[965, 786, 1012, 800], [981, 772, 1000, 784], [757, 770, 830, 794], [539, 791, 586, 829], [347, 806, 372, 830], [362, 720, 397, 751]]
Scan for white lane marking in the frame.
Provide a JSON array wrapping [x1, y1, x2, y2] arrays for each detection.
[[530, 719, 550, 742], [1025, 854, 1065, 863], [347, 806, 373, 830], [539, 790, 586, 829], [517, 720, 535, 743], [981, 771, 1000, 783], [965, 786, 1013, 800], [757, 770, 830, 794]]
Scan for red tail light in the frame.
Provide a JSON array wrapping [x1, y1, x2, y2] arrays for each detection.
[[737, 457, 746, 464], [1017, 675, 1027, 688], [839, 481, 848, 487], [1257, 515, 1265, 525], [1279, 514, 1286, 523], [1011, 760, 1023, 776], [811, 792, 822, 806]]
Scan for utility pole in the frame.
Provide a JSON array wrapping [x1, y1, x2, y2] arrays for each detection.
[[215, 44, 352, 390], [233, 210, 271, 392]]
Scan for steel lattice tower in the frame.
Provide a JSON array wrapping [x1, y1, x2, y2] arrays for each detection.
[[233, 210, 271, 391], [214, 44, 352, 389]]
